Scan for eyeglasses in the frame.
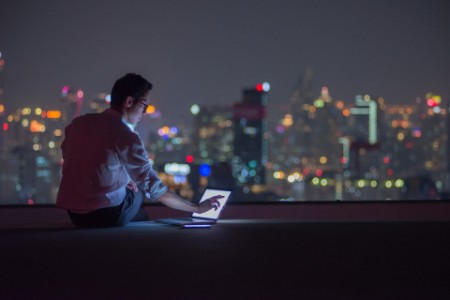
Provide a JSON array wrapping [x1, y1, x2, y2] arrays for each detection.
[[136, 99, 149, 113]]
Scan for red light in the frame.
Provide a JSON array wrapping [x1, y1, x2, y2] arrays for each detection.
[[315, 169, 323, 177], [27, 199, 34, 205], [2, 122, 8, 131], [383, 156, 390, 164], [427, 99, 438, 107], [256, 84, 263, 92], [185, 155, 194, 163], [387, 169, 394, 176]]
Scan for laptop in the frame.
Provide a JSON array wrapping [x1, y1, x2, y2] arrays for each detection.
[[154, 187, 232, 228]]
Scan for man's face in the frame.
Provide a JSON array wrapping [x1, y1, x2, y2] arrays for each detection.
[[125, 92, 150, 124]]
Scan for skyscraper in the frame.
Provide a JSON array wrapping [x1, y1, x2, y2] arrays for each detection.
[[232, 83, 269, 194]]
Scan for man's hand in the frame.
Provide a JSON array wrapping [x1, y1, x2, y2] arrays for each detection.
[[126, 180, 138, 192], [196, 195, 224, 214]]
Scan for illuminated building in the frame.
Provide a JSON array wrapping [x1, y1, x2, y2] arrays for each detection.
[[383, 103, 418, 178], [0, 105, 65, 204], [286, 73, 342, 176], [416, 94, 447, 190], [187, 104, 234, 197], [232, 83, 269, 194], [190, 104, 234, 165], [281, 72, 342, 200], [349, 95, 379, 145], [346, 95, 382, 178]]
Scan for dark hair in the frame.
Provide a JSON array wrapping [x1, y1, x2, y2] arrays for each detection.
[[110, 73, 153, 108]]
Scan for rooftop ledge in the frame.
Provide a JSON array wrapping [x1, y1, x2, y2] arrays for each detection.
[[1, 201, 450, 229]]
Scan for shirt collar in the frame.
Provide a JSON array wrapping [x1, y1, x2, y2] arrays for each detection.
[[103, 108, 135, 131]]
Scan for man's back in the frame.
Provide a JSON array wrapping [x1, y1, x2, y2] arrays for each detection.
[[57, 109, 141, 212]]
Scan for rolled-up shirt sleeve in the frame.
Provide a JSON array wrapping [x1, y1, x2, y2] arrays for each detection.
[[118, 131, 167, 201], [145, 168, 168, 200]]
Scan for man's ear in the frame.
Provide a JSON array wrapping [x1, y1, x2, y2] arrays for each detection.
[[125, 96, 134, 107]]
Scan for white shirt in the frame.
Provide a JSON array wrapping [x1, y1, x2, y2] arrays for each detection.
[[56, 108, 167, 213]]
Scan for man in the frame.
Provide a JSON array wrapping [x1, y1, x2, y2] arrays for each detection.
[[56, 73, 222, 227]]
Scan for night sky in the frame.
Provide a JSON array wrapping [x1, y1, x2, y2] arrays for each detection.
[[1, 0, 449, 127]]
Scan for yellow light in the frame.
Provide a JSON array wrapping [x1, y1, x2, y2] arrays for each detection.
[[273, 171, 285, 180], [47, 110, 62, 119], [146, 105, 156, 114], [433, 95, 442, 104], [395, 179, 404, 188], [22, 108, 32, 115], [292, 172, 303, 180], [319, 156, 327, 164], [281, 114, 293, 127], [357, 179, 366, 188], [54, 129, 63, 137], [35, 108, 42, 115], [312, 177, 320, 185], [0, 104, 4, 113]]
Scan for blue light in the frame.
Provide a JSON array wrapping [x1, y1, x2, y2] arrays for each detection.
[[199, 164, 211, 177]]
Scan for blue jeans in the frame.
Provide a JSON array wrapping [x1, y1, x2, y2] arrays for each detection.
[[68, 189, 148, 227]]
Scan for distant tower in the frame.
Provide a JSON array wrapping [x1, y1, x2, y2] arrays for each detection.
[[319, 86, 332, 103], [347, 94, 381, 177], [232, 83, 269, 193], [289, 69, 315, 158], [349, 95, 379, 145], [290, 69, 314, 117]]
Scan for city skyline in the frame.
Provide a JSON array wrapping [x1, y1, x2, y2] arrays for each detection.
[[1, 80, 446, 203], [1, 0, 449, 127]]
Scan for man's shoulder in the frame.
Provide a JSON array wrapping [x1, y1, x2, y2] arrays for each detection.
[[72, 112, 100, 122], [72, 110, 118, 124]]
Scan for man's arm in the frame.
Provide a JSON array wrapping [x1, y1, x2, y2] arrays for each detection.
[[157, 190, 223, 214]]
